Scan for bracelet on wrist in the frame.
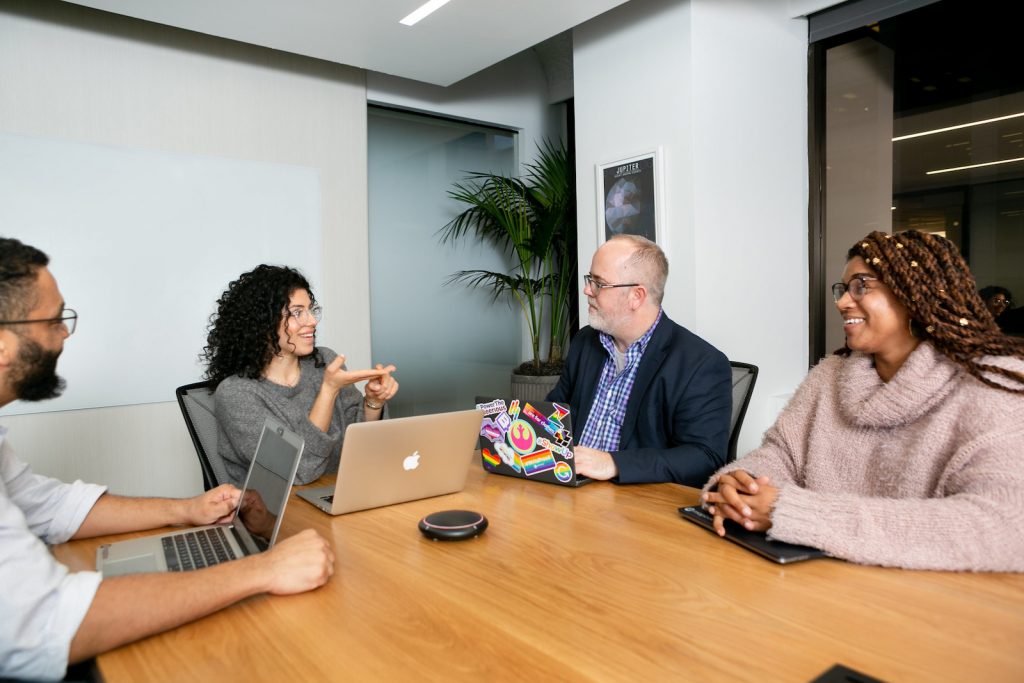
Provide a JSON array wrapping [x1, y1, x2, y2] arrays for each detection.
[[363, 397, 384, 411]]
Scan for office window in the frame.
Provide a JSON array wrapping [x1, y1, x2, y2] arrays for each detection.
[[809, 0, 1024, 361], [368, 107, 520, 416]]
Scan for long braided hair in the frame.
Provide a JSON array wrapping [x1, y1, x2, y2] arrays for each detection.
[[841, 230, 1024, 394]]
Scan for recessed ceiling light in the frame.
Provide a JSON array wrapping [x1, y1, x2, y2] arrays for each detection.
[[400, 0, 452, 26], [926, 157, 1024, 175], [894, 112, 1024, 142]]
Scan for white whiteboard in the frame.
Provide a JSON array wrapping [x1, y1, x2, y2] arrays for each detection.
[[0, 132, 322, 415]]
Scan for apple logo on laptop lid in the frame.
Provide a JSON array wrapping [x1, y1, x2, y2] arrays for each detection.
[[403, 451, 421, 471]]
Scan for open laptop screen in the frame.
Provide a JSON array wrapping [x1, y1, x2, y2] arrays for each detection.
[[235, 421, 304, 547]]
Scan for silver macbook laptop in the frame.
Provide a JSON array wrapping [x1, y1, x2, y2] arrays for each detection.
[[96, 417, 304, 577], [297, 409, 484, 515]]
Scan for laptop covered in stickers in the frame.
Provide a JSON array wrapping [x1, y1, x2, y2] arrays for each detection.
[[473, 397, 592, 487]]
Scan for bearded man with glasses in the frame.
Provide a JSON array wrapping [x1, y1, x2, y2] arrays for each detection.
[[546, 234, 732, 486], [0, 237, 334, 680]]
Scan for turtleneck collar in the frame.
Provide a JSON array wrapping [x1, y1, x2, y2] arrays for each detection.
[[837, 342, 960, 428]]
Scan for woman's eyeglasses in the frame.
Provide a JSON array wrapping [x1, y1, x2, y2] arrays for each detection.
[[831, 276, 878, 303], [286, 304, 322, 323]]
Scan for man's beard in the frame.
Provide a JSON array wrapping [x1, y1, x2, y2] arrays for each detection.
[[587, 305, 626, 338], [11, 336, 65, 401]]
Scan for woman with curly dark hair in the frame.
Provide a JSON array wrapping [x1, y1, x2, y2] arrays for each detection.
[[204, 265, 398, 486], [702, 230, 1024, 571]]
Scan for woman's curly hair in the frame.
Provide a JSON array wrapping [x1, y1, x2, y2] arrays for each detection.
[[202, 265, 322, 385], [840, 230, 1024, 393]]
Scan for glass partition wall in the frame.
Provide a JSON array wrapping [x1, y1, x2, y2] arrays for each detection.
[[809, 0, 1024, 362], [367, 107, 521, 417]]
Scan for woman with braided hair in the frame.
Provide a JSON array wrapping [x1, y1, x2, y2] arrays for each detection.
[[702, 230, 1024, 571]]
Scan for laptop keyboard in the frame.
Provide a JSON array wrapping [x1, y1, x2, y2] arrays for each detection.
[[162, 527, 238, 572]]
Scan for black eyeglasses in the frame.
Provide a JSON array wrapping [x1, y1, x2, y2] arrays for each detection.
[[584, 274, 639, 294], [831, 276, 878, 303], [0, 307, 78, 335]]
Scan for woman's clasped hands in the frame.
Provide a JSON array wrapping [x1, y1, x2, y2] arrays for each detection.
[[701, 470, 779, 536]]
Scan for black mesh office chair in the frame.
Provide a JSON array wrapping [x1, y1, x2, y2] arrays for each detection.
[[175, 380, 229, 490], [727, 362, 759, 463]]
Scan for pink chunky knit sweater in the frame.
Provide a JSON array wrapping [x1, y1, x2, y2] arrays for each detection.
[[706, 342, 1024, 571]]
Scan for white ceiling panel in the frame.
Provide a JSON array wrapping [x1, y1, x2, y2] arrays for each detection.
[[60, 0, 632, 86]]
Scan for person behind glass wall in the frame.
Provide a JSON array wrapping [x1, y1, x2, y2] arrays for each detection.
[[979, 285, 1012, 323], [702, 230, 1024, 571], [204, 265, 399, 487], [978, 285, 1023, 335]]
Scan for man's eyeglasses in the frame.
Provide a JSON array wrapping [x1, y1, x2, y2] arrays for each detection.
[[0, 307, 78, 335], [831, 276, 878, 303], [286, 304, 322, 323], [584, 274, 639, 294]]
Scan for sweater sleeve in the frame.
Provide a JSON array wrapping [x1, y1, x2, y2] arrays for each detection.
[[702, 359, 836, 493], [769, 426, 1024, 571]]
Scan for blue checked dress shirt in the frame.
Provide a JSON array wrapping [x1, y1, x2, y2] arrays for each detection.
[[578, 310, 663, 452]]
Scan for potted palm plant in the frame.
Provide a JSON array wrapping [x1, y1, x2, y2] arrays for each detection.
[[439, 140, 576, 399]]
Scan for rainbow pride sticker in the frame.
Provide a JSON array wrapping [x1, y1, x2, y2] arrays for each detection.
[[551, 403, 570, 422], [522, 403, 547, 427], [520, 449, 557, 476], [481, 448, 500, 469], [553, 461, 573, 482]]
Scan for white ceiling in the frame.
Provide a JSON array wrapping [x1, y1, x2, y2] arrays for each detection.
[[61, 0, 631, 87]]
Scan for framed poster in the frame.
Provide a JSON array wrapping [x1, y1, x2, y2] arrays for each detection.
[[595, 148, 664, 245]]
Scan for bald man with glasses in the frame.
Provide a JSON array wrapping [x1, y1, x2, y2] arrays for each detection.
[[547, 234, 732, 486]]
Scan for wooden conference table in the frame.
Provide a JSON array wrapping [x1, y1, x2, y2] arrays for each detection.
[[54, 466, 1024, 682]]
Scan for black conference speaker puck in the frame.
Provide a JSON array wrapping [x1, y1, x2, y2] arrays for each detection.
[[418, 510, 488, 541]]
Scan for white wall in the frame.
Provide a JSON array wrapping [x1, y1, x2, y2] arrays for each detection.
[[0, 0, 367, 496], [574, 0, 810, 457], [0, 1, 564, 497]]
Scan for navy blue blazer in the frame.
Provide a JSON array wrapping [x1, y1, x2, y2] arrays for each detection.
[[547, 313, 731, 486]]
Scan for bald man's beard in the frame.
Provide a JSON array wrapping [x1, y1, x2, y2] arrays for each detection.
[[10, 336, 65, 401]]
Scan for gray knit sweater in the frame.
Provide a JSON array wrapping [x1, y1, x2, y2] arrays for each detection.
[[705, 342, 1024, 571], [214, 347, 375, 486]]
